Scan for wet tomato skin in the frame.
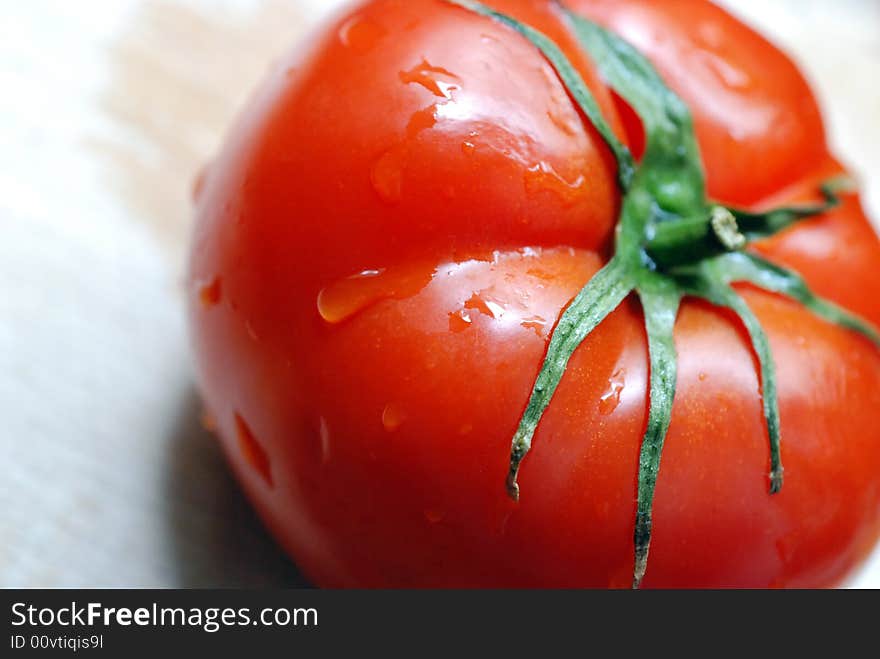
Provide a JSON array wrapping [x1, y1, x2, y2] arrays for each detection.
[[188, 0, 880, 587]]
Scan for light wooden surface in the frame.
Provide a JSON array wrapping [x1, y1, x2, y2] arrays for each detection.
[[2, 0, 878, 587]]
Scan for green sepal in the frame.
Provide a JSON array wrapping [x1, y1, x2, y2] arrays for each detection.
[[506, 258, 634, 500], [562, 7, 706, 221], [676, 262, 784, 494], [643, 178, 852, 269], [704, 252, 880, 348], [725, 176, 854, 242], [632, 274, 681, 588]]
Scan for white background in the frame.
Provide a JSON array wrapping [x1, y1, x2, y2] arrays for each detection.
[[1, 0, 878, 587]]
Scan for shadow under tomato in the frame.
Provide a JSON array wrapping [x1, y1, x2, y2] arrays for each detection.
[[163, 388, 311, 587]]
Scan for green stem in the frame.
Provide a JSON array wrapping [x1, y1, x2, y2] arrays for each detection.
[[506, 258, 634, 500], [681, 268, 784, 493], [709, 252, 880, 348], [647, 206, 746, 267], [724, 292, 784, 494], [632, 276, 681, 588]]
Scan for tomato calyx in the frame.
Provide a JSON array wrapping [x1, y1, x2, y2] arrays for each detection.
[[646, 177, 853, 268], [448, 0, 880, 587]]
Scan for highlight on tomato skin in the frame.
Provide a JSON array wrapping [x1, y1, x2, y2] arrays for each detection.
[[186, 0, 880, 588]]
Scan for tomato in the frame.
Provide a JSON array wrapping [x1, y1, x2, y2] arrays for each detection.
[[187, 0, 880, 587]]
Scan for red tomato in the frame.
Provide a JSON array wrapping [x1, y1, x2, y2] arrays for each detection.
[[187, 0, 880, 587]]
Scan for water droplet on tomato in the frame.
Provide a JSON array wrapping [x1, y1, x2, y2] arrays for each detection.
[[318, 269, 384, 323], [198, 277, 222, 308], [599, 369, 626, 415], [369, 62, 460, 207], [524, 161, 585, 207], [448, 309, 472, 332], [382, 403, 407, 432], [406, 105, 438, 137], [464, 292, 505, 320], [339, 15, 386, 53], [547, 108, 579, 137], [526, 266, 554, 282], [234, 413, 273, 486], [370, 103, 440, 205], [461, 140, 476, 156], [696, 21, 724, 49], [317, 265, 433, 324], [775, 533, 798, 564], [371, 149, 403, 203], [424, 509, 445, 524], [319, 417, 331, 464], [486, 300, 505, 318], [520, 315, 547, 337], [699, 51, 752, 90], [538, 63, 582, 137], [499, 509, 514, 536], [399, 59, 460, 100], [245, 320, 259, 342]]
